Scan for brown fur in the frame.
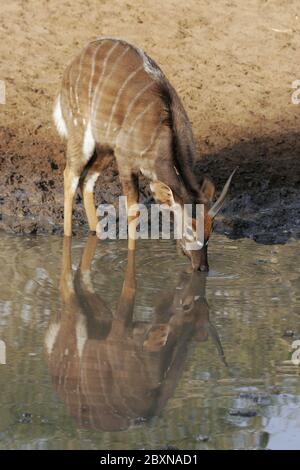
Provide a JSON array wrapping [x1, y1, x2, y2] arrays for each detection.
[[55, 38, 204, 238]]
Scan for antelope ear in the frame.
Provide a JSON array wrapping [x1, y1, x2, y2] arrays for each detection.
[[200, 177, 215, 203], [150, 181, 176, 207]]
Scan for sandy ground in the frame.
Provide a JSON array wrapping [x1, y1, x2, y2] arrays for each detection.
[[0, 0, 300, 242]]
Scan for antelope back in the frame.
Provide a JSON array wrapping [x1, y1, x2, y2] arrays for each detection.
[[55, 38, 172, 166]]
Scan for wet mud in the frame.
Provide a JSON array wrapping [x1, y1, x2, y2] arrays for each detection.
[[1, 129, 299, 244]]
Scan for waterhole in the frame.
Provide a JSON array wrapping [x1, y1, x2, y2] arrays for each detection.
[[0, 232, 300, 449]]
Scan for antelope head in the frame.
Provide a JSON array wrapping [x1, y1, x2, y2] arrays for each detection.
[[151, 169, 236, 271]]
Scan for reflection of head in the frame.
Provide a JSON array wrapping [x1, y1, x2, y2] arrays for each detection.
[[143, 270, 208, 349]]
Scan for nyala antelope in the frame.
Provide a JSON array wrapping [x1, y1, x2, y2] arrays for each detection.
[[54, 37, 235, 271], [44, 234, 226, 431]]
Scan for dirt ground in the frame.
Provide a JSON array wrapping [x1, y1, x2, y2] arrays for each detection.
[[0, 0, 300, 243]]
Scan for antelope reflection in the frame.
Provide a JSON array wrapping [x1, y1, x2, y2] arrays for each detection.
[[44, 235, 225, 431]]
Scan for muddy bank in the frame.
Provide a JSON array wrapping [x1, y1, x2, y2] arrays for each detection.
[[1, 0, 300, 243], [1, 126, 299, 244]]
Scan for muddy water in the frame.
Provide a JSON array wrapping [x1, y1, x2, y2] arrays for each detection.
[[0, 232, 300, 450]]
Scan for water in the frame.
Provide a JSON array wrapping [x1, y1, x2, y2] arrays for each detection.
[[0, 231, 300, 450]]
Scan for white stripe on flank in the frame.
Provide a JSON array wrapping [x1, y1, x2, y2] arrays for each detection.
[[82, 120, 95, 161], [123, 81, 154, 123], [115, 80, 154, 146], [74, 45, 90, 115], [105, 65, 143, 139], [140, 120, 162, 156], [126, 100, 158, 142], [92, 45, 130, 125], [123, 100, 157, 153], [88, 41, 108, 111], [53, 94, 68, 138], [94, 37, 164, 80], [91, 41, 119, 122]]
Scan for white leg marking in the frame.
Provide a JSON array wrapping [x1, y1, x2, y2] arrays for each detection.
[[84, 172, 100, 193], [71, 176, 80, 193], [53, 94, 68, 138], [82, 121, 95, 161], [140, 167, 158, 180]]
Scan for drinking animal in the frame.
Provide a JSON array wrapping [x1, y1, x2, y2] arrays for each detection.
[[54, 38, 235, 270]]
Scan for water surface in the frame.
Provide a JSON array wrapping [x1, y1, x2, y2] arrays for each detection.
[[0, 232, 300, 450]]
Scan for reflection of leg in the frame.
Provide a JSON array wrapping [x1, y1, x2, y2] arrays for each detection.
[[121, 174, 139, 251], [116, 248, 136, 311], [124, 249, 135, 292], [80, 232, 98, 273], [114, 248, 136, 331], [60, 236, 73, 302]]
